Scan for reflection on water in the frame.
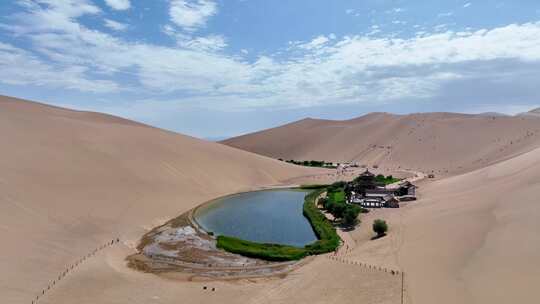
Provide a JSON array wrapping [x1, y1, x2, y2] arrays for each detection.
[[194, 189, 317, 247]]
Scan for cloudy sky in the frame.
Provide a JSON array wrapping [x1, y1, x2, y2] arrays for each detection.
[[1, 0, 540, 138]]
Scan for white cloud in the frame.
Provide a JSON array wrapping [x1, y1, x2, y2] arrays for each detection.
[[104, 19, 128, 31], [438, 12, 454, 18], [180, 35, 227, 51], [387, 8, 404, 14], [169, 0, 217, 32], [464, 2, 472, 8], [297, 35, 332, 50], [464, 104, 538, 115], [162, 25, 226, 51], [1, 0, 101, 36], [3, 1, 540, 110], [104, 0, 131, 11], [0, 42, 118, 93]]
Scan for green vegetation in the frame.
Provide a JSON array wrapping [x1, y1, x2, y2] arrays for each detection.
[[216, 189, 341, 261], [343, 205, 361, 226], [353, 174, 401, 185], [302, 190, 341, 255], [299, 184, 329, 190], [374, 174, 401, 185], [372, 219, 388, 237], [279, 159, 337, 169], [216, 235, 308, 261], [328, 188, 346, 204], [322, 182, 364, 225]]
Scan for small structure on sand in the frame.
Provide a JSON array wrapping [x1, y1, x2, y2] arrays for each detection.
[[395, 181, 417, 198], [346, 170, 417, 208]]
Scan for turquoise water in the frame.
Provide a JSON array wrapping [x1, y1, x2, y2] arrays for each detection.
[[194, 189, 317, 247]]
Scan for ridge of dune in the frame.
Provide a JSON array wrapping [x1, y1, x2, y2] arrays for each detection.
[[4, 95, 540, 304], [335, 144, 540, 304], [0, 95, 318, 303], [397, 145, 540, 303], [222, 112, 540, 175], [518, 107, 540, 117]]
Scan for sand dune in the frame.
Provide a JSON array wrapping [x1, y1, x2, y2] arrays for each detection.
[[518, 107, 540, 117], [222, 112, 540, 175], [4, 95, 540, 304], [384, 146, 540, 303], [223, 111, 540, 303], [416, 147, 540, 303], [0, 95, 318, 303]]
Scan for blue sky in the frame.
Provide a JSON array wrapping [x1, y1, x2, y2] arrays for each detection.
[[1, 1, 540, 138]]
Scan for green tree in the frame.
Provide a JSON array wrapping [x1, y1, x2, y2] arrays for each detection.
[[343, 206, 360, 226], [324, 200, 335, 212], [332, 203, 346, 218], [372, 219, 388, 237]]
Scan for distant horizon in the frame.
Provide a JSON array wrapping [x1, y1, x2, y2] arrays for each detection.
[[2, 1, 540, 137], [6, 93, 538, 140]]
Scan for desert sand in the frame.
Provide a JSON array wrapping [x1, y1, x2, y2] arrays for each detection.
[[3, 95, 540, 304], [0, 95, 320, 303], [222, 112, 540, 176], [345, 147, 540, 303]]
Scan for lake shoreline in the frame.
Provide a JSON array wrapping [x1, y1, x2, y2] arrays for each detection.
[[192, 188, 318, 247], [127, 186, 319, 280]]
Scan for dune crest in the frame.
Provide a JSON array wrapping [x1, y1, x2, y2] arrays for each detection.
[[4, 95, 540, 304], [393, 145, 540, 303], [222, 112, 540, 175], [0, 96, 315, 303]]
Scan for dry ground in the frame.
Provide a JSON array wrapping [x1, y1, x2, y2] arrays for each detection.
[[222, 112, 540, 176], [3, 96, 540, 304]]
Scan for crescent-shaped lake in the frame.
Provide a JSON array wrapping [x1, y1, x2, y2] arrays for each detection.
[[194, 189, 318, 247]]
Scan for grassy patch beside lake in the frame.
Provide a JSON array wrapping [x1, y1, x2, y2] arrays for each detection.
[[215, 189, 340, 261], [302, 190, 341, 254], [328, 188, 346, 204], [216, 236, 308, 261], [299, 184, 329, 190]]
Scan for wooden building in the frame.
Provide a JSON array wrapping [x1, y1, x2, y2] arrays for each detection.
[[346, 169, 417, 208], [352, 193, 400, 208]]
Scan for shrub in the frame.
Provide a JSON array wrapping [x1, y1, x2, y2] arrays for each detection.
[[372, 219, 388, 237], [343, 206, 361, 226], [216, 236, 307, 261], [327, 181, 346, 194], [302, 190, 341, 254], [299, 184, 329, 190], [331, 203, 346, 218], [374, 174, 401, 185], [317, 197, 328, 207], [327, 188, 345, 204]]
